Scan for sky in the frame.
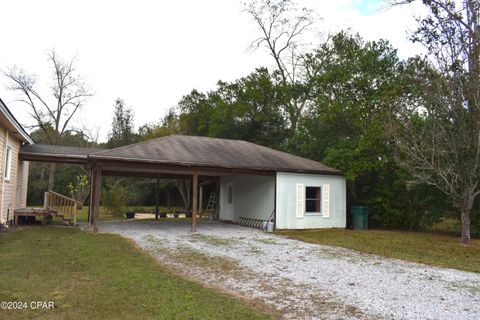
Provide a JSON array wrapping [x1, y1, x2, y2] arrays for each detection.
[[0, 0, 426, 142]]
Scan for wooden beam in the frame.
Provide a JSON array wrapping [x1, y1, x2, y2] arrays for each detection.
[[94, 168, 102, 232], [88, 168, 94, 225], [192, 171, 198, 232], [155, 178, 160, 219], [88, 165, 101, 233], [94, 159, 277, 177], [199, 185, 203, 216]]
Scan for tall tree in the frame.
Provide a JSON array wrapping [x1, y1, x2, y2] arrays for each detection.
[[107, 98, 137, 148], [244, 0, 315, 135], [5, 49, 92, 190], [177, 68, 288, 148], [389, 0, 480, 243], [298, 32, 402, 203]]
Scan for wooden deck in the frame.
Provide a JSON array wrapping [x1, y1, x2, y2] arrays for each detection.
[[13, 190, 79, 226], [13, 208, 58, 226]]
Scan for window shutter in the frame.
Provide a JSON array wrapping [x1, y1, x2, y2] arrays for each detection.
[[322, 184, 330, 218], [296, 183, 304, 218]]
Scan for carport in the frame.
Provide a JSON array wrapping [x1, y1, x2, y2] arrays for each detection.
[[20, 134, 344, 232]]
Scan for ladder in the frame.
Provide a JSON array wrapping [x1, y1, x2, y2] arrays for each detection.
[[203, 191, 217, 219]]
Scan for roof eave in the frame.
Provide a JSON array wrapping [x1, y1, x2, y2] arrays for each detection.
[[88, 154, 344, 176], [0, 98, 34, 144]]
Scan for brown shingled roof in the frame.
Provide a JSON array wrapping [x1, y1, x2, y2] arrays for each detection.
[[90, 135, 342, 175]]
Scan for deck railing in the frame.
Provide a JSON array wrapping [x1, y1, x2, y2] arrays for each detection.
[[44, 191, 79, 225]]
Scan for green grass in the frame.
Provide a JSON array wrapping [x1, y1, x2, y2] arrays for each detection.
[[0, 227, 272, 320], [278, 229, 480, 273]]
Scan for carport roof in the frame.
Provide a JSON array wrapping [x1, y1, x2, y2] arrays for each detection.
[[91, 135, 342, 175], [19, 135, 342, 175], [19, 144, 104, 164]]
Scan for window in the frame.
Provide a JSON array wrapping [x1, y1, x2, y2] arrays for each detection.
[[4, 147, 12, 181], [305, 186, 321, 213], [227, 185, 233, 204]]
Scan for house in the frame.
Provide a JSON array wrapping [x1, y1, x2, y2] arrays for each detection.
[[0, 98, 34, 226], [20, 135, 346, 230]]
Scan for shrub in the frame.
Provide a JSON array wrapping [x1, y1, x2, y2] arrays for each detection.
[[102, 183, 127, 218]]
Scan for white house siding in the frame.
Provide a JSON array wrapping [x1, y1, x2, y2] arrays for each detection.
[[276, 172, 346, 229], [219, 175, 275, 222], [16, 160, 29, 208], [0, 128, 22, 223]]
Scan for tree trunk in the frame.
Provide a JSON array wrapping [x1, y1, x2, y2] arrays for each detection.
[[347, 180, 358, 203], [460, 207, 472, 245], [47, 163, 56, 191]]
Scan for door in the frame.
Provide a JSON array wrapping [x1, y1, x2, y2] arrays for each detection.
[[224, 182, 234, 221]]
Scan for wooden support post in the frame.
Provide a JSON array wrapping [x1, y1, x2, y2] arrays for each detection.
[[87, 169, 93, 223], [192, 171, 198, 232], [199, 185, 203, 217], [73, 202, 77, 226], [155, 178, 160, 219], [43, 192, 49, 210], [89, 166, 101, 233]]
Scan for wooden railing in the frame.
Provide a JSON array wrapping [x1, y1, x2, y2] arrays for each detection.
[[44, 191, 79, 226]]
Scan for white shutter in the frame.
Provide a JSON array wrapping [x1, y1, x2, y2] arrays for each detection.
[[322, 184, 330, 218], [296, 183, 305, 218]]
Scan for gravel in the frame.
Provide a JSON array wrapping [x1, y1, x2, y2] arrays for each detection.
[[95, 220, 480, 320]]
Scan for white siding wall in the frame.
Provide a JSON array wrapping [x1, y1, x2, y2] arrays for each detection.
[[219, 175, 275, 222], [0, 129, 22, 223], [276, 172, 346, 229], [17, 160, 29, 208]]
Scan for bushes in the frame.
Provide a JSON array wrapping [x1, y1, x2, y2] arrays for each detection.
[[102, 182, 127, 218]]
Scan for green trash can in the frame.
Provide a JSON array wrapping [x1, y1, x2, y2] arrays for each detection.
[[351, 206, 368, 230]]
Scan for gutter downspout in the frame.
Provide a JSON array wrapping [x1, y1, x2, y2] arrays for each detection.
[[1, 130, 9, 224]]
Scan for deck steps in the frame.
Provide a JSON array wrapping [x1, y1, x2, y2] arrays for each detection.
[[14, 191, 79, 226]]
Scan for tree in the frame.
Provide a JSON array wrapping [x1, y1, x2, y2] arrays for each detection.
[[389, 0, 480, 243], [138, 108, 181, 140], [107, 98, 137, 148], [297, 32, 402, 203], [27, 128, 94, 205], [244, 0, 315, 135], [177, 68, 288, 148], [67, 174, 90, 208], [176, 179, 191, 210], [5, 49, 92, 190]]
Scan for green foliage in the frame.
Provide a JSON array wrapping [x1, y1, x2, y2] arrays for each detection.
[[107, 98, 138, 148], [102, 182, 127, 217], [177, 68, 289, 149], [66, 174, 90, 207], [27, 129, 95, 205], [137, 108, 181, 140]]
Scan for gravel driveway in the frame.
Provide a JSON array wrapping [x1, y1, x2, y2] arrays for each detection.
[[97, 220, 480, 319]]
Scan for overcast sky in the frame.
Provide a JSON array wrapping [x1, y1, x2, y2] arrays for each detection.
[[0, 0, 426, 142]]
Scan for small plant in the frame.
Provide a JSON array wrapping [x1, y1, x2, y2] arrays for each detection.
[[102, 182, 126, 218], [67, 174, 90, 209]]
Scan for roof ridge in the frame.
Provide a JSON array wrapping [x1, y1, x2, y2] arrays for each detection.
[[93, 134, 249, 156]]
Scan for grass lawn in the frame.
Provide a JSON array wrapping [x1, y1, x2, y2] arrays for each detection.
[[278, 229, 480, 273], [0, 227, 272, 320]]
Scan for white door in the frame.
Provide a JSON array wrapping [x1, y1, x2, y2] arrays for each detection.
[[224, 182, 235, 221]]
